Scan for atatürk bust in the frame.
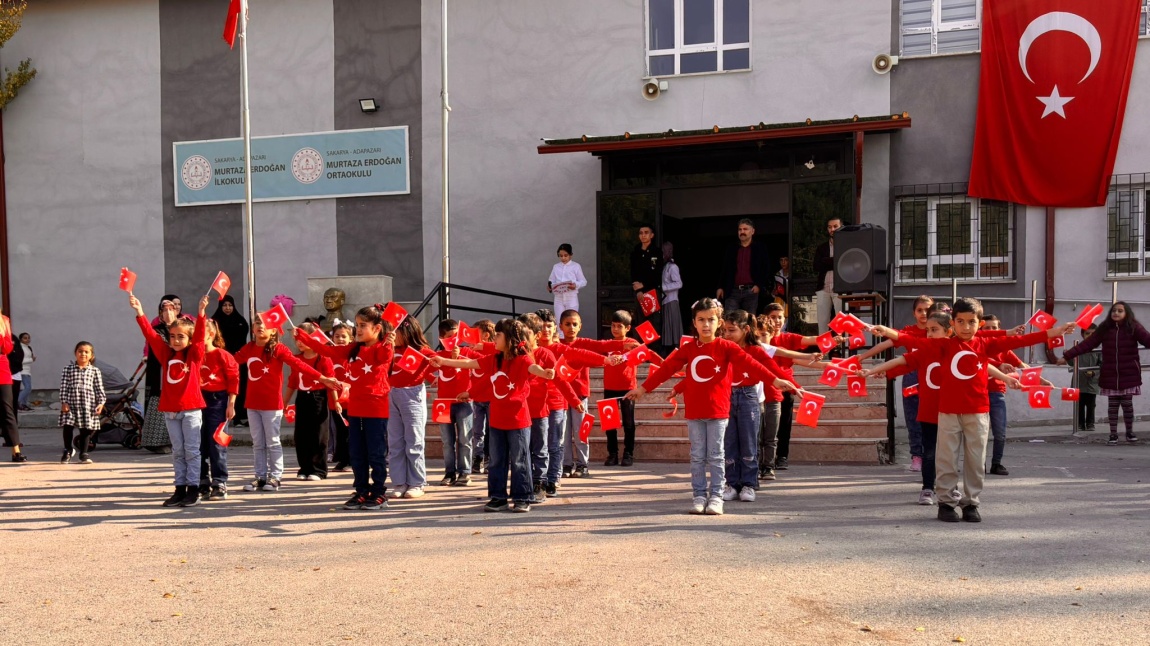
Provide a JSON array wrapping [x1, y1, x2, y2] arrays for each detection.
[[322, 287, 347, 332]]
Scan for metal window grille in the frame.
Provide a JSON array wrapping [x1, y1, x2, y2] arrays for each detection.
[[893, 182, 1014, 284], [1106, 174, 1150, 277], [900, 0, 981, 56]]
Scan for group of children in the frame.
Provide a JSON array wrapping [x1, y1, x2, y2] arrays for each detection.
[[48, 285, 1120, 522]]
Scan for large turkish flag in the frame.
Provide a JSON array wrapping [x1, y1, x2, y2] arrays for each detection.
[[968, 0, 1141, 207]]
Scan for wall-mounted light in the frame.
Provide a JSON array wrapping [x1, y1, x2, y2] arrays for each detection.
[[359, 98, 379, 113]]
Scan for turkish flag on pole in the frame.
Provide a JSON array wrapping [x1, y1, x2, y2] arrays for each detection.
[[1061, 387, 1081, 401], [554, 355, 577, 382], [1019, 366, 1044, 387], [795, 391, 826, 427], [1027, 385, 1054, 408], [440, 334, 459, 352], [579, 414, 595, 442], [968, 0, 1142, 207], [815, 332, 836, 353], [902, 384, 919, 398], [284, 404, 296, 424], [223, 0, 241, 49], [118, 267, 137, 293], [213, 421, 232, 447], [847, 375, 869, 398], [1047, 334, 1065, 350], [259, 302, 292, 332], [818, 363, 845, 388], [1075, 303, 1105, 329], [459, 323, 481, 345], [638, 290, 661, 316], [382, 302, 408, 329], [679, 336, 695, 349], [597, 398, 622, 431], [210, 271, 231, 300], [1028, 310, 1056, 331], [625, 345, 653, 367], [398, 346, 426, 373], [431, 399, 453, 423], [305, 327, 332, 348], [634, 321, 660, 344]]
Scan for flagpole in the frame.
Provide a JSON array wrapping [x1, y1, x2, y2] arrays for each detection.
[[440, 0, 451, 300], [239, 0, 258, 327]]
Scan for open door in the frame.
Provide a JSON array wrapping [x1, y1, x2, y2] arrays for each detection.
[[596, 190, 658, 339]]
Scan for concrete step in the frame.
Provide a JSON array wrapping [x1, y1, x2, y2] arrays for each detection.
[[790, 419, 889, 439]]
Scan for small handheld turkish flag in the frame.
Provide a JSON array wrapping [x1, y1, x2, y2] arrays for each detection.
[[554, 355, 577, 382], [902, 384, 919, 398], [849, 331, 866, 350], [662, 398, 679, 419], [795, 391, 826, 428], [1075, 304, 1105, 330], [307, 327, 332, 347], [382, 302, 408, 329], [1028, 310, 1056, 331], [597, 398, 622, 431], [259, 302, 292, 332], [579, 414, 595, 442], [1019, 366, 1043, 388], [432, 398, 453, 423], [223, 0, 241, 48], [847, 375, 868, 398], [1061, 387, 1081, 402], [210, 271, 231, 300], [441, 334, 459, 352], [829, 312, 866, 335], [638, 290, 661, 316], [399, 346, 426, 373], [635, 321, 660, 344], [459, 323, 481, 345], [213, 421, 232, 447], [1047, 335, 1065, 350], [1027, 386, 1053, 409], [679, 336, 695, 349], [816, 332, 836, 353], [625, 345, 652, 367], [119, 267, 137, 293], [819, 363, 844, 388], [833, 355, 862, 373], [284, 405, 297, 424]]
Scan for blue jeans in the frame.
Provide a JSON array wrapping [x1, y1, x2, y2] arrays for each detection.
[[902, 371, 923, 458], [688, 418, 728, 499], [248, 409, 284, 481], [563, 400, 589, 468], [488, 427, 532, 503], [199, 390, 229, 487], [348, 416, 388, 497], [725, 386, 761, 490], [989, 391, 1007, 465], [18, 375, 31, 409], [530, 416, 549, 483], [546, 408, 568, 484], [921, 422, 938, 491], [439, 401, 474, 477], [471, 401, 490, 461], [164, 409, 202, 487], [388, 385, 427, 488]]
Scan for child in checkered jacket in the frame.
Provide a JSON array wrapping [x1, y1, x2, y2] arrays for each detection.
[[59, 342, 106, 464]]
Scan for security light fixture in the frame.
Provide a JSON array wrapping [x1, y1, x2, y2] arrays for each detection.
[[359, 98, 379, 113]]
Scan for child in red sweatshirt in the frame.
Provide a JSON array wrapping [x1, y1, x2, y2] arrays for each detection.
[[283, 322, 335, 482], [602, 310, 663, 467], [386, 317, 437, 499], [198, 317, 239, 500]]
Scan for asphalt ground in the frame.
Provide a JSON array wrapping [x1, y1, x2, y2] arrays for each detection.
[[1, 425, 1149, 645]]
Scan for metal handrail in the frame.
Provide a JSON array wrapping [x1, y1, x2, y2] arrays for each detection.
[[410, 282, 553, 334]]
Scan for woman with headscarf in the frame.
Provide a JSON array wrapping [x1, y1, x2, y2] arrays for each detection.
[[661, 241, 683, 349], [142, 297, 179, 452], [212, 295, 250, 426]]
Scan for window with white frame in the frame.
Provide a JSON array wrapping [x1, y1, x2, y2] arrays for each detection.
[[1142, 0, 1149, 37], [646, 0, 751, 76], [900, 0, 981, 57], [895, 190, 1013, 283], [1106, 177, 1150, 277]]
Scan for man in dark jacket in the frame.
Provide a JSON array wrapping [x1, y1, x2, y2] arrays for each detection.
[[717, 218, 771, 315], [814, 217, 844, 331], [630, 225, 663, 330]]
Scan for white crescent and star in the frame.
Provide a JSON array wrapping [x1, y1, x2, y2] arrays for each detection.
[[849, 379, 864, 395], [1034, 390, 1048, 405], [491, 372, 514, 400], [434, 402, 449, 420], [950, 350, 980, 380], [802, 400, 819, 416], [439, 367, 457, 381], [925, 362, 940, 390], [1019, 12, 1103, 119], [641, 293, 658, 313], [246, 357, 266, 382], [166, 359, 189, 385], [689, 355, 721, 383]]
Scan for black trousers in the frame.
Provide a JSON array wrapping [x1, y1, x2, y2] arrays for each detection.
[[0, 384, 20, 447], [775, 391, 794, 460], [294, 390, 330, 478], [11, 379, 19, 423], [331, 409, 349, 465], [234, 367, 249, 423], [603, 389, 636, 456], [1078, 393, 1097, 430], [63, 425, 94, 453]]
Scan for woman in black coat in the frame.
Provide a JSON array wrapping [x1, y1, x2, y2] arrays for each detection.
[[212, 295, 250, 425]]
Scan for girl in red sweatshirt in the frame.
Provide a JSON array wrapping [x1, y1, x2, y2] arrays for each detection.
[[131, 293, 211, 508], [626, 298, 796, 516], [284, 322, 335, 482], [198, 317, 239, 501], [387, 317, 437, 499], [305, 304, 395, 510]]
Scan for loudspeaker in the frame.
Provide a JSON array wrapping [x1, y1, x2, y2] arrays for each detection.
[[834, 224, 888, 294]]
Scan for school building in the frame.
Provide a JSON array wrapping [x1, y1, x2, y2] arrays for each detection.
[[5, 0, 1150, 423]]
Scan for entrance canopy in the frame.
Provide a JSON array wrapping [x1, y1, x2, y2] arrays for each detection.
[[537, 114, 911, 155]]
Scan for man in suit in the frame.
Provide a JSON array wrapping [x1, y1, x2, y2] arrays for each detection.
[[814, 217, 844, 332], [717, 218, 771, 315]]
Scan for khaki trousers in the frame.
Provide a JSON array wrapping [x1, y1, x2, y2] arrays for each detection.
[[934, 412, 989, 508]]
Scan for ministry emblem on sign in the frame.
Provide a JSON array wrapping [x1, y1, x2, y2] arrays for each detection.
[[181, 155, 212, 191], [291, 147, 324, 184]]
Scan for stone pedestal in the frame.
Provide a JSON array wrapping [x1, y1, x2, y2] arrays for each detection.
[[300, 275, 394, 329]]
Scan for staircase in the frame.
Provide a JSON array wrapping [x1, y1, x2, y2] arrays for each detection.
[[424, 364, 891, 466]]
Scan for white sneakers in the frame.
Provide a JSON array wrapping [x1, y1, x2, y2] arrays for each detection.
[[386, 485, 407, 499], [917, 489, 937, 506], [705, 497, 724, 515], [403, 487, 425, 499], [721, 485, 738, 501], [690, 496, 707, 514], [738, 486, 756, 502]]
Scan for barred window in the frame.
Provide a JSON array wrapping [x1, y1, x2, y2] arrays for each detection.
[[900, 0, 981, 57], [894, 184, 1013, 283], [1106, 174, 1150, 277]]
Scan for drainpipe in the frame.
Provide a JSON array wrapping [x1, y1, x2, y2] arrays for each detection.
[[0, 110, 10, 315], [1044, 206, 1056, 363]]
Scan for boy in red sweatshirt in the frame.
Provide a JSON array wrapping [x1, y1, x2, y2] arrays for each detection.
[[602, 310, 663, 467]]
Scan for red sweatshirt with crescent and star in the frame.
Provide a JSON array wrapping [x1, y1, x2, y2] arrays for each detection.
[[200, 348, 240, 395], [235, 342, 327, 411], [642, 338, 785, 420], [309, 341, 394, 418], [138, 315, 208, 412], [481, 352, 536, 430]]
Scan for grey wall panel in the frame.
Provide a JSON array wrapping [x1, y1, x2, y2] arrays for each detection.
[[334, 0, 424, 301]]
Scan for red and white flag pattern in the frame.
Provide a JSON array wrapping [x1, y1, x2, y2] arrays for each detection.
[[579, 414, 595, 442], [847, 375, 868, 398], [259, 302, 292, 332], [1027, 385, 1053, 409], [213, 421, 232, 447], [634, 321, 660, 344], [1075, 304, 1105, 330], [119, 267, 137, 293], [398, 346, 426, 373], [432, 399, 453, 423], [638, 290, 660, 316], [795, 391, 826, 427], [1028, 310, 1056, 331], [597, 398, 622, 431], [816, 332, 836, 353], [211, 271, 231, 299], [382, 302, 408, 329]]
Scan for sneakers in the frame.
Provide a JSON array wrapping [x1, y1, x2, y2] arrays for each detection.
[[918, 489, 937, 506], [962, 505, 982, 523], [11, 451, 27, 463], [332, 462, 350, 472], [386, 486, 407, 499], [261, 479, 281, 492], [604, 454, 619, 467], [477, 457, 489, 474], [484, 498, 509, 512], [362, 495, 388, 510], [570, 465, 588, 478], [305, 474, 321, 481], [243, 479, 266, 492], [296, 474, 308, 481], [705, 497, 724, 515], [937, 504, 961, 522], [61, 449, 74, 464], [620, 453, 634, 467], [690, 496, 707, 515], [544, 482, 558, 497], [78, 453, 92, 464], [775, 456, 789, 470], [163, 486, 186, 507], [180, 488, 200, 507], [738, 486, 756, 502], [199, 485, 212, 501], [989, 463, 1009, 476], [760, 468, 776, 481], [439, 474, 456, 486], [531, 482, 547, 504], [1127, 433, 1139, 443], [562, 465, 573, 478], [721, 485, 738, 502], [343, 493, 367, 510], [454, 474, 473, 486], [1108, 434, 1120, 446], [209, 486, 228, 500], [511, 501, 531, 513], [909, 456, 923, 472], [403, 486, 425, 499]]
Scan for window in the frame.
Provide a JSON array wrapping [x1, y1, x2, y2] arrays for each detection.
[[894, 187, 1013, 283], [900, 0, 981, 57], [1106, 175, 1150, 277], [646, 0, 751, 76], [1143, 0, 1149, 37]]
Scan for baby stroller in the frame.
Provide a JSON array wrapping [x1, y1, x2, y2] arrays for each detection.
[[87, 358, 145, 450]]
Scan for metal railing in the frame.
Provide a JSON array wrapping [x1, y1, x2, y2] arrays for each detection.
[[410, 282, 553, 337]]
